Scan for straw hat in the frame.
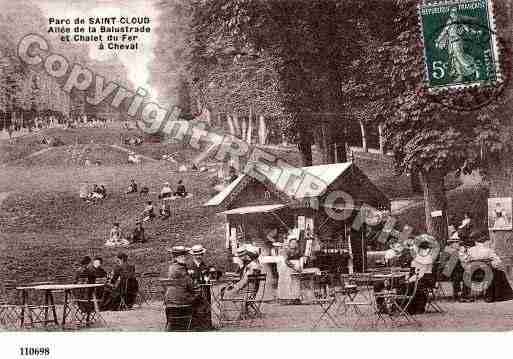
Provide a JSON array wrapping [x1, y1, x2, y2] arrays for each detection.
[[168, 245, 189, 256], [245, 245, 260, 259], [190, 244, 206, 255], [235, 246, 248, 257]]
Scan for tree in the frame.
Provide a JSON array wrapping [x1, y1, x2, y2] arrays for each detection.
[[383, 0, 506, 245]]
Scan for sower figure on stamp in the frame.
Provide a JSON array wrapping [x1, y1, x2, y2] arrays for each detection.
[[435, 7, 481, 82]]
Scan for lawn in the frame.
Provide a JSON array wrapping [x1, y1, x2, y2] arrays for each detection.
[[0, 127, 472, 284]]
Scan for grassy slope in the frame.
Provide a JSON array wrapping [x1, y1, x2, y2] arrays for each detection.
[[0, 128, 469, 283]]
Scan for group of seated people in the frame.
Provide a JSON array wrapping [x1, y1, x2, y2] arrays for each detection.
[[105, 221, 147, 247], [125, 179, 149, 195], [377, 229, 513, 315], [158, 180, 189, 199], [80, 184, 107, 202], [73, 253, 139, 311], [163, 243, 259, 330]]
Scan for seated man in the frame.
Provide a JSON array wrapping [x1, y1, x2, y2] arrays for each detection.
[[131, 221, 146, 243], [142, 201, 155, 222], [222, 245, 262, 299], [159, 182, 173, 199], [173, 180, 188, 198], [164, 246, 199, 330], [74, 256, 96, 284], [126, 179, 138, 194], [160, 202, 171, 219]]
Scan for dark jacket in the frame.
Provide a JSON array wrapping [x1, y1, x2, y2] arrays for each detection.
[[190, 261, 209, 285], [164, 262, 197, 306], [111, 263, 136, 285], [74, 265, 96, 284]]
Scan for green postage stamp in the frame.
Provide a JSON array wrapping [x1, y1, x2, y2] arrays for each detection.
[[418, 0, 501, 91]]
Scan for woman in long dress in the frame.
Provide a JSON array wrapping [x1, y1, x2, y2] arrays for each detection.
[[278, 239, 302, 304]]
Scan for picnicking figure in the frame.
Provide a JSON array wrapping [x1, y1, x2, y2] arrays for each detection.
[[159, 182, 173, 199], [130, 221, 146, 243], [105, 222, 130, 247], [160, 201, 171, 219], [126, 179, 138, 194], [173, 180, 188, 198], [142, 201, 155, 222]]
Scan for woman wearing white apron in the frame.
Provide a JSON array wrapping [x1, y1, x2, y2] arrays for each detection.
[[278, 239, 303, 304]]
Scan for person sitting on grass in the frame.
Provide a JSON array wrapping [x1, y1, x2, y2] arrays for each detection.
[[173, 180, 188, 198], [131, 221, 146, 243], [126, 179, 138, 194], [160, 201, 171, 219], [89, 184, 106, 201], [142, 201, 156, 222], [159, 182, 173, 199], [105, 222, 130, 247]]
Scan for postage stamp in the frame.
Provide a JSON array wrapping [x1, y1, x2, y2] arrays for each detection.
[[418, 0, 501, 91]]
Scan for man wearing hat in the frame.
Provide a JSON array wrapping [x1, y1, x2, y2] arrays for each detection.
[[189, 244, 213, 330], [223, 245, 262, 299], [163, 246, 198, 330]]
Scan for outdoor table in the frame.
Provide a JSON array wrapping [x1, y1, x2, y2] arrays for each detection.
[[16, 283, 104, 328], [371, 272, 408, 291], [291, 268, 321, 303]]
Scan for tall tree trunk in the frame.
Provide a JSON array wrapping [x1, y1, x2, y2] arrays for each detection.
[[378, 123, 385, 154], [298, 141, 313, 167], [232, 114, 240, 137], [258, 114, 267, 145], [226, 114, 235, 136], [420, 169, 449, 247], [359, 119, 367, 152], [246, 107, 253, 144], [411, 170, 422, 194], [241, 117, 247, 141], [204, 107, 211, 126]]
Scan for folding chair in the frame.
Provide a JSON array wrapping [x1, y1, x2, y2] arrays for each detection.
[[341, 276, 384, 330], [0, 280, 20, 329], [139, 272, 162, 306], [165, 305, 193, 331], [218, 273, 267, 328], [309, 273, 339, 330], [374, 276, 420, 327], [67, 285, 106, 328]]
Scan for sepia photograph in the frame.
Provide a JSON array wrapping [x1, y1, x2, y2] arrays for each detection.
[[1, 0, 513, 353]]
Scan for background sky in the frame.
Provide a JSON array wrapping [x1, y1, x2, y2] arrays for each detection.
[[38, 0, 160, 99]]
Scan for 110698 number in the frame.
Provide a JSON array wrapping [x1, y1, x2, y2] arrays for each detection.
[[20, 347, 50, 356]]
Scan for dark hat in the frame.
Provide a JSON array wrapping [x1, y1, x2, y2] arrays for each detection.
[[470, 230, 488, 243], [168, 245, 189, 256]]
